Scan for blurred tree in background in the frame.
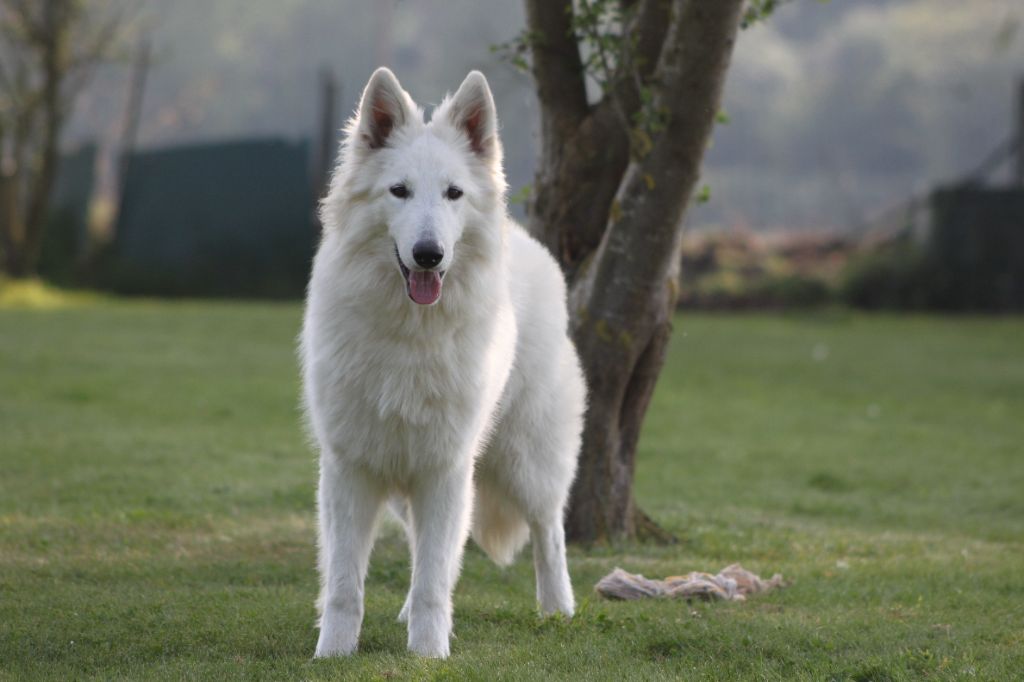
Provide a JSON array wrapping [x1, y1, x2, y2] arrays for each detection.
[[0, 0, 128, 278], [517, 0, 750, 543]]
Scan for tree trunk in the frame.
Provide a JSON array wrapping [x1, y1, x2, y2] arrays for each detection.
[[17, 0, 66, 279], [0, 0, 86, 280], [525, 0, 746, 542], [0, 171, 29, 277], [566, 288, 677, 541]]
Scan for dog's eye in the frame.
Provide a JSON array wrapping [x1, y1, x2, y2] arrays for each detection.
[[445, 185, 463, 201], [390, 184, 409, 199]]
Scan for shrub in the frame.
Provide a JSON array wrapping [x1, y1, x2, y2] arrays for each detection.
[[838, 242, 939, 310], [755, 274, 832, 308]]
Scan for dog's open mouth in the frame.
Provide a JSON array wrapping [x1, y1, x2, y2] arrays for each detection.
[[396, 246, 445, 306]]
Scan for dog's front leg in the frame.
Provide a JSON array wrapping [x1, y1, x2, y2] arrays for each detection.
[[314, 456, 385, 658], [406, 463, 473, 658]]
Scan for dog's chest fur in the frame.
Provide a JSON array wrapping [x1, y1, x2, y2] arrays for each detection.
[[302, 243, 516, 480]]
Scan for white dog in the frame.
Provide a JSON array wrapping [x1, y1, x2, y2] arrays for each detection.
[[300, 67, 586, 659]]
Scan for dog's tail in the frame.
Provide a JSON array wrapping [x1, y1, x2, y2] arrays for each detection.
[[471, 485, 530, 567]]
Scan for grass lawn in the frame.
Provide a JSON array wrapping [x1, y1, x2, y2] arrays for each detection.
[[1, 300, 1022, 680]]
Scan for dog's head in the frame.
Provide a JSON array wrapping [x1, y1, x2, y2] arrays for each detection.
[[325, 68, 505, 307]]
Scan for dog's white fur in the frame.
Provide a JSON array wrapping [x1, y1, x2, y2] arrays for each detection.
[[301, 67, 586, 659]]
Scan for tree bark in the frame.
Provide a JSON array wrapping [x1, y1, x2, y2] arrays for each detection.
[[525, 0, 746, 542]]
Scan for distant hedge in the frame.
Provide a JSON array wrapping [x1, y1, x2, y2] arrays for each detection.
[[841, 187, 1024, 312]]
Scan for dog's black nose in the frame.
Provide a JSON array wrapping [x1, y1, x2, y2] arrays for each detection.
[[412, 240, 444, 269]]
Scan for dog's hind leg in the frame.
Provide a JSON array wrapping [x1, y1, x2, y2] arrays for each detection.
[[530, 516, 574, 617], [405, 463, 474, 658], [314, 456, 385, 658]]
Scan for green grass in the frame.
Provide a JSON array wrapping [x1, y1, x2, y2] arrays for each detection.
[[1, 301, 1022, 680]]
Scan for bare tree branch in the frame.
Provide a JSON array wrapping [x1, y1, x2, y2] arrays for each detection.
[[62, 6, 129, 112], [0, 0, 134, 277]]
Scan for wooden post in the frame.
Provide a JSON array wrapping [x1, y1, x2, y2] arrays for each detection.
[[1016, 77, 1024, 186], [78, 37, 150, 277], [0, 161, 27, 276], [0, 167, 21, 246], [314, 67, 339, 200], [118, 39, 152, 185]]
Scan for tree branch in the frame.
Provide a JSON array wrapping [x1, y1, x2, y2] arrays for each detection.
[[623, 0, 671, 101], [584, 0, 671, 134], [576, 0, 745, 330], [62, 6, 129, 112], [526, 0, 673, 280], [524, 0, 589, 150]]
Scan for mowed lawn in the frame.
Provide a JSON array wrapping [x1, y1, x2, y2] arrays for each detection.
[[1, 300, 1022, 680]]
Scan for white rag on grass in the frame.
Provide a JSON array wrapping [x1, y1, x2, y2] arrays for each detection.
[[595, 564, 785, 602]]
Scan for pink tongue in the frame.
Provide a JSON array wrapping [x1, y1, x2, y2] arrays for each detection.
[[408, 270, 442, 305]]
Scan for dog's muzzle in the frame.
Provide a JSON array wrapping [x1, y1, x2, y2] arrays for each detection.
[[395, 244, 445, 305]]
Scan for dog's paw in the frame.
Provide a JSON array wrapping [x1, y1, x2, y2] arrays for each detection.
[[408, 624, 450, 658], [314, 614, 360, 658], [405, 599, 452, 657], [539, 596, 575, 618], [313, 637, 357, 658]]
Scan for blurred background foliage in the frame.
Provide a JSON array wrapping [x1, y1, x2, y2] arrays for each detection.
[[5, 0, 1023, 306], [61, 0, 1024, 229]]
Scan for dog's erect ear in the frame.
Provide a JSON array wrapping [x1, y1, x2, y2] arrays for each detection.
[[356, 67, 414, 150], [446, 71, 498, 159]]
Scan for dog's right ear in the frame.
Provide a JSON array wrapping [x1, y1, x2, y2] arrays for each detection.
[[355, 67, 414, 150]]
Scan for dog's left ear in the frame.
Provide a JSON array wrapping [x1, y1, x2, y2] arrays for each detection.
[[446, 71, 499, 160]]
